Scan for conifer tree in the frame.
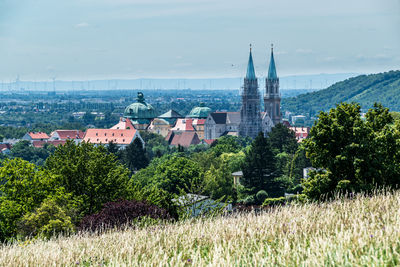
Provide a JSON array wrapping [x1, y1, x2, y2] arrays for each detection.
[[241, 132, 282, 198], [125, 138, 149, 172]]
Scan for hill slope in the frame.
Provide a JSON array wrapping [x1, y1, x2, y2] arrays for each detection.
[[282, 70, 400, 115], [1, 191, 400, 266]]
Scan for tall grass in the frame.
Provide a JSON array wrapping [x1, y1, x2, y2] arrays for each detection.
[[1, 190, 400, 266]]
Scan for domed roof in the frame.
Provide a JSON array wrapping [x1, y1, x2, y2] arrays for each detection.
[[187, 103, 211, 118], [123, 92, 157, 120]]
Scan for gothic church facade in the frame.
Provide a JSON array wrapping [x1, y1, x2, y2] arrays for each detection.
[[239, 45, 281, 139]]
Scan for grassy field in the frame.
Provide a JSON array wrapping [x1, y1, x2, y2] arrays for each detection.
[[1, 191, 400, 266]]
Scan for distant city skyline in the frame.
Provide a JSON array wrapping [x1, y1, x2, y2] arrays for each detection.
[[0, 0, 399, 81]]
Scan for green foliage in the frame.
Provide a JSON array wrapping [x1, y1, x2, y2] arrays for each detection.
[[241, 132, 283, 199], [154, 156, 203, 195], [282, 70, 400, 116], [203, 158, 235, 201], [139, 131, 170, 159], [124, 138, 149, 172], [268, 123, 298, 154], [210, 135, 250, 156], [303, 102, 400, 199], [10, 140, 53, 166], [262, 194, 308, 206], [0, 158, 59, 241], [256, 190, 268, 203], [18, 197, 75, 239], [45, 141, 132, 215]]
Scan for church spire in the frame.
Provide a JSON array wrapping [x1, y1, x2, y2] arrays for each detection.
[[268, 44, 278, 79], [246, 44, 256, 80]]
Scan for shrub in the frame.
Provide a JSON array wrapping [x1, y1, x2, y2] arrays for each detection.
[[78, 199, 171, 232], [256, 190, 268, 203], [262, 194, 308, 206], [19, 198, 75, 239]]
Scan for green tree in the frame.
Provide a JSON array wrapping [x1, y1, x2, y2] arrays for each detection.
[[203, 158, 235, 200], [124, 138, 149, 172], [154, 156, 203, 195], [0, 158, 59, 241], [210, 135, 249, 156], [18, 196, 75, 239], [241, 132, 283, 200], [82, 111, 95, 125], [45, 141, 131, 215], [10, 140, 51, 165], [268, 123, 298, 154], [107, 141, 119, 155], [303, 102, 400, 199]]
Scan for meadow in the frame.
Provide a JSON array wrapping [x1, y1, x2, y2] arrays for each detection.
[[1, 190, 399, 266]]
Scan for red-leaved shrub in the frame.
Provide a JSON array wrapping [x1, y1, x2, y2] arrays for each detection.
[[78, 199, 171, 232]]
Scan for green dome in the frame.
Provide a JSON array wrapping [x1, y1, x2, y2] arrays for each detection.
[[123, 92, 157, 120], [187, 103, 211, 118]]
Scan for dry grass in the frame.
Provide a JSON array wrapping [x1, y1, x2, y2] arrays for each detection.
[[1, 191, 400, 266]]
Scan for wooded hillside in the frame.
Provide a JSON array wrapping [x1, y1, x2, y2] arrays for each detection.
[[282, 70, 400, 115]]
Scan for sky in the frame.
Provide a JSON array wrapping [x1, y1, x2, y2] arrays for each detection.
[[0, 0, 399, 81]]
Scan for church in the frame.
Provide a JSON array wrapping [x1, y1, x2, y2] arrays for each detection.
[[205, 45, 281, 139]]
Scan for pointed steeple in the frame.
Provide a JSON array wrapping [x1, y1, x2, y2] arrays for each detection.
[[246, 44, 256, 80], [268, 44, 278, 79]]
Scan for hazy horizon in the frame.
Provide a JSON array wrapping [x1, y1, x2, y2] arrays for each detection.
[[1, 0, 399, 81]]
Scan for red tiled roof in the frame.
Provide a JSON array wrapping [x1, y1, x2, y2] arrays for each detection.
[[171, 118, 195, 131], [185, 119, 195, 131], [83, 129, 137, 145], [28, 132, 50, 139], [194, 119, 206, 125], [203, 139, 215, 145], [170, 132, 201, 147], [51, 130, 85, 140], [32, 140, 66, 148], [111, 118, 135, 130], [289, 127, 310, 142], [0, 144, 12, 150]]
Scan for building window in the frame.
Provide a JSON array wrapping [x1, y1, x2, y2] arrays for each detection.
[[96, 133, 98, 136]]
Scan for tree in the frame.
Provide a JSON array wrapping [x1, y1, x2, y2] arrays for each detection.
[[124, 138, 149, 172], [82, 111, 95, 125], [303, 102, 400, 199], [210, 135, 248, 156], [154, 156, 203, 195], [139, 131, 170, 160], [10, 140, 51, 165], [241, 132, 283, 200], [267, 123, 298, 154], [107, 141, 119, 155], [0, 158, 59, 241], [45, 141, 131, 215], [203, 158, 235, 200]]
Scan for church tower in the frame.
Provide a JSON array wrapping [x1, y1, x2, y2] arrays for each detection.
[[264, 44, 281, 125], [239, 46, 262, 139]]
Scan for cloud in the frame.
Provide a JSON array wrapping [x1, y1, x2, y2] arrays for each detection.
[[74, 22, 90, 28]]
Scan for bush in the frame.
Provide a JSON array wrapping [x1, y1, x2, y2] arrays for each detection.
[[78, 199, 171, 232], [262, 197, 286, 206], [256, 190, 268, 203], [19, 198, 75, 239], [262, 194, 308, 206]]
